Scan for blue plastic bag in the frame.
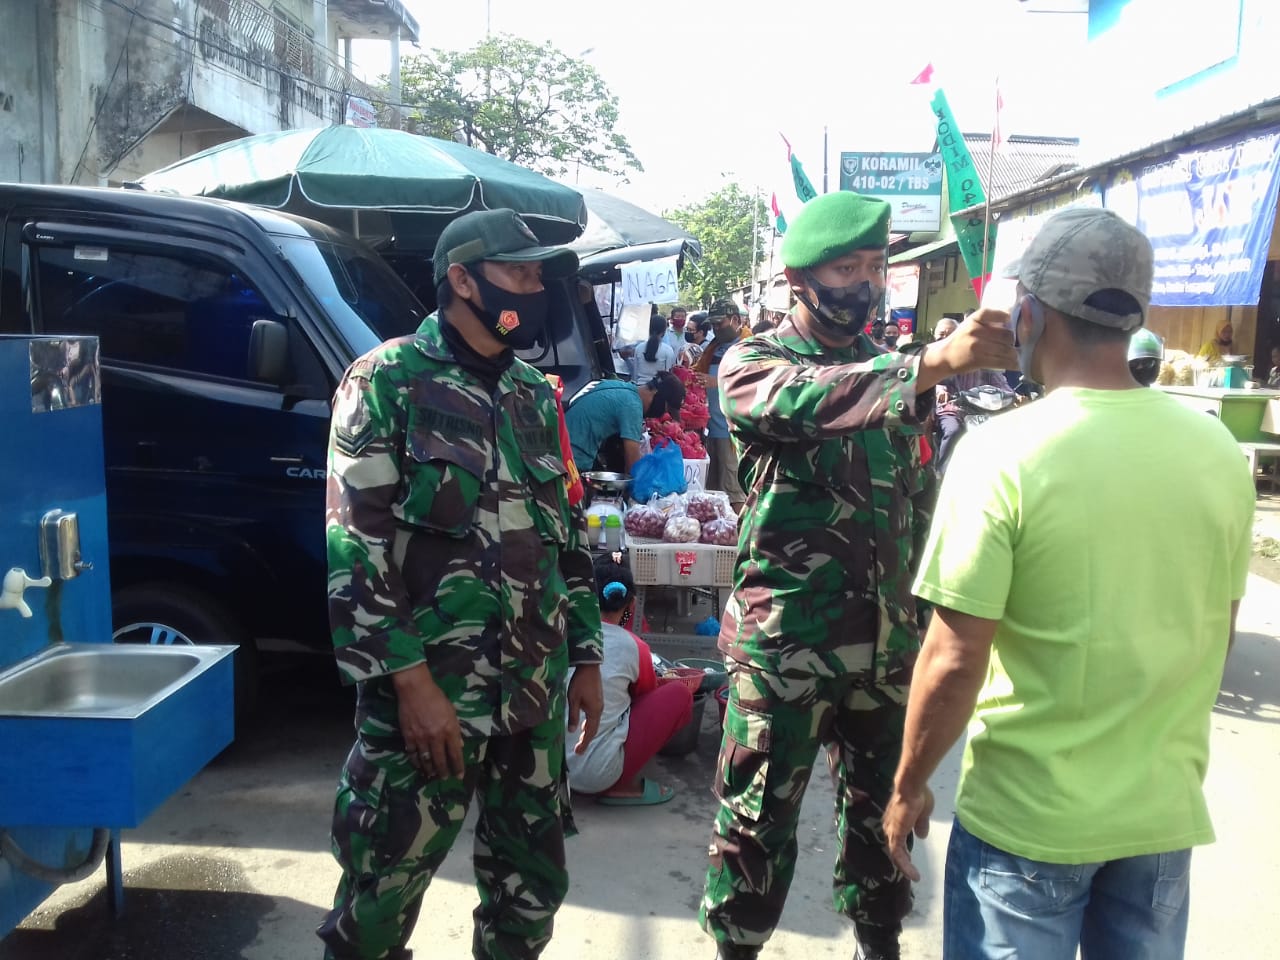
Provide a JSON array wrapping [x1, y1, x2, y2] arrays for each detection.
[[630, 441, 687, 502]]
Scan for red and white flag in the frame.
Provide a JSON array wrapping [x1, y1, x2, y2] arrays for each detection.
[[909, 62, 935, 86], [992, 81, 1006, 152]]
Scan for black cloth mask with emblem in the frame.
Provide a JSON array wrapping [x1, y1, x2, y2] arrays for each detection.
[[465, 268, 550, 351]]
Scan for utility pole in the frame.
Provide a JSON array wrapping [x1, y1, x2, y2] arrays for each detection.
[[750, 186, 761, 304]]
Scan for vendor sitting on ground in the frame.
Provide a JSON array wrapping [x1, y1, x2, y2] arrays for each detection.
[[565, 370, 685, 474], [566, 554, 693, 805]]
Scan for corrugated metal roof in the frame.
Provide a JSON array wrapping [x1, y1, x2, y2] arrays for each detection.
[[948, 134, 1080, 200], [951, 95, 1280, 219]]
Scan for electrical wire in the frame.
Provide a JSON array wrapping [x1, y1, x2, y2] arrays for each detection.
[[70, 6, 135, 183]]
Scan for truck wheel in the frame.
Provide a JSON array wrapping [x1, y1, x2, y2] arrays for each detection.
[[111, 584, 259, 729]]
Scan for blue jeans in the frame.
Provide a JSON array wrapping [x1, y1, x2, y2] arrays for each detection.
[[944, 819, 1191, 960]]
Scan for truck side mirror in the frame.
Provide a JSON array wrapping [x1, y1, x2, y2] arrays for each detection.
[[248, 318, 289, 385]]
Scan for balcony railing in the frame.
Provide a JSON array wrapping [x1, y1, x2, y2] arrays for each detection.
[[193, 0, 383, 119]]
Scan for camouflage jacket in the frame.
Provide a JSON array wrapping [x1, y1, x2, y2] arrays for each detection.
[[718, 315, 937, 685], [326, 314, 603, 738]]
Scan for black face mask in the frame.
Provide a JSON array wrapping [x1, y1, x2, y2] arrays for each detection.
[[798, 271, 883, 335], [465, 267, 550, 350], [684, 330, 698, 343]]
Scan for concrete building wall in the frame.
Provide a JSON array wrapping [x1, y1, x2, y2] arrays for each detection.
[[0, 0, 58, 183], [0, 0, 378, 187]]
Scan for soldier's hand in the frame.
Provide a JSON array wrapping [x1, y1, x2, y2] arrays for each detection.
[[393, 664, 466, 779], [567, 664, 604, 755], [882, 783, 935, 883], [918, 308, 1017, 392]]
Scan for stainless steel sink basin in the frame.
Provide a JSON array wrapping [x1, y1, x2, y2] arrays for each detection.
[[0, 643, 230, 719], [0, 641, 237, 827]]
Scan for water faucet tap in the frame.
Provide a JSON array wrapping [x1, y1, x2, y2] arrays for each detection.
[[0, 567, 53, 618]]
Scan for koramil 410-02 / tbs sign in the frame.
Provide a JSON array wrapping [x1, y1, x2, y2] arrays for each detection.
[[839, 152, 944, 232]]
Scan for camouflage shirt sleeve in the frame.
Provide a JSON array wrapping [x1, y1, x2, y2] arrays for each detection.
[[326, 358, 425, 682], [720, 337, 930, 442], [561, 502, 604, 666]]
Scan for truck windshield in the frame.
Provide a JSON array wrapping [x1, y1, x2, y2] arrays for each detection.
[[276, 235, 427, 344]]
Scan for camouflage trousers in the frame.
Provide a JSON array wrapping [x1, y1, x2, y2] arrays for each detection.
[[700, 663, 913, 949], [317, 708, 571, 960]]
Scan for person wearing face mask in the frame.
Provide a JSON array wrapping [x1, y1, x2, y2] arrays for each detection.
[[666, 305, 690, 352], [320, 208, 605, 960], [700, 191, 1017, 960], [885, 207, 1254, 960], [695, 299, 751, 512], [678, 313, 711, 366], [882, 321, 901, 350]]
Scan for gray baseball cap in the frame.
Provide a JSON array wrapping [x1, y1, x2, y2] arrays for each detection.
[[1003, 207, 1153, 331]]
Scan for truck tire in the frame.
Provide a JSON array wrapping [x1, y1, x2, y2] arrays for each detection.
[[111, 583, 259, 729]]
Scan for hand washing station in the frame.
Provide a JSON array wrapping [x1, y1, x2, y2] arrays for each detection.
[[0, 335, 235, 937]]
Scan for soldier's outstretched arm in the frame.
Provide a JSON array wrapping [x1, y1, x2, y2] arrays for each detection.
[[719, 339, 931, 442], [326, 360, 426, 685]]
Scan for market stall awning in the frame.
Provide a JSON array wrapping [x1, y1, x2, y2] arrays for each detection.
[[889, 237, 958, 264]]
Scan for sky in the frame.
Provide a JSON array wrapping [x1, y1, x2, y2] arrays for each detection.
[[353, 0, 1090, 218]]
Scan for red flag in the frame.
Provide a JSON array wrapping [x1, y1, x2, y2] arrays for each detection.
[[770, 193, 782, 218], [909, 62, 935, 85], [779, 132, 793, 159]]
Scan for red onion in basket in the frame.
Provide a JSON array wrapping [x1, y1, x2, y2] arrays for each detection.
[[700, 517, 738, 546], [624, 505, 667, 539]]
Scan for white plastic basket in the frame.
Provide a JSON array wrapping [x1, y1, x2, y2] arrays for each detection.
[[626, 538, 736, 587]]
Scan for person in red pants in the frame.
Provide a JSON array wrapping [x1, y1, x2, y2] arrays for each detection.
[[566, 554, 694, 805]]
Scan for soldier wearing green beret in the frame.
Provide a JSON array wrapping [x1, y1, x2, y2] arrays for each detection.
[[699, 191, 1017, 960], [319, 209, 605, 960]]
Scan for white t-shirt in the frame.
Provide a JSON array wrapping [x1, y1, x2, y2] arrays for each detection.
[[565, 623, 641, 793], [630, 340, 676, 383]]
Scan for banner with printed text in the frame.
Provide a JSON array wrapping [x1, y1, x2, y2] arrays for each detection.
[[840, 152, 943, 231], [931, 89, 996, 296], [1107, 126, 1280, 307]]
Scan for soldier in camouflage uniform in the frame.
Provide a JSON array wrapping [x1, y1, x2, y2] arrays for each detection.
[[318, 209, 605, 960], [699, 191, 1018, 960]]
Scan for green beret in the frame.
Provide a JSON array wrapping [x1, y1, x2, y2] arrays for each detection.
[[780, 192, 892, 269]]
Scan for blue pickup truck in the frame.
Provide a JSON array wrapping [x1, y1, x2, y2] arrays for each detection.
[[0, 184, 613, 718]]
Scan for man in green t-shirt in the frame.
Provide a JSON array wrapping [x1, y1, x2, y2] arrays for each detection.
[[884, 207, 1256, 959]]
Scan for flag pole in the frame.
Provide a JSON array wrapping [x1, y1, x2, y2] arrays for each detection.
[[979, 79, 999, 300], [823, 125, 829, 194]]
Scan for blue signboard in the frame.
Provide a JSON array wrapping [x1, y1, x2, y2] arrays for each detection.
[[1104, 126, 1280, 307]]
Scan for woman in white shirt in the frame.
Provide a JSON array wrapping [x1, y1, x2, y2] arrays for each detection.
[[565, 554, 692, 804], [630, 315, 676, 382]]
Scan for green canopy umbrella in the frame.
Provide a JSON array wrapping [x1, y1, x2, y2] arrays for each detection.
[[129, 126, 588, 247]]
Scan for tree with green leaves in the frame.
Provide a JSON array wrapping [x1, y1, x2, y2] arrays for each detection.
[[399, 34, 642, 181], [664, 184, 767, 308]]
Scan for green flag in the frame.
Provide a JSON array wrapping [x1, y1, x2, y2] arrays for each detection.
[[771, 193, 787, 234], [781, 134, 818, 204], [930, 89, 996, 294]]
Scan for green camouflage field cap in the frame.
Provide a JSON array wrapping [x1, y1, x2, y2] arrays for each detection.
[[706, 299, 743, 321], [780, 191, 892, 269], [433, 208, 579, 284], [1004, 207, 1153, 331]]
